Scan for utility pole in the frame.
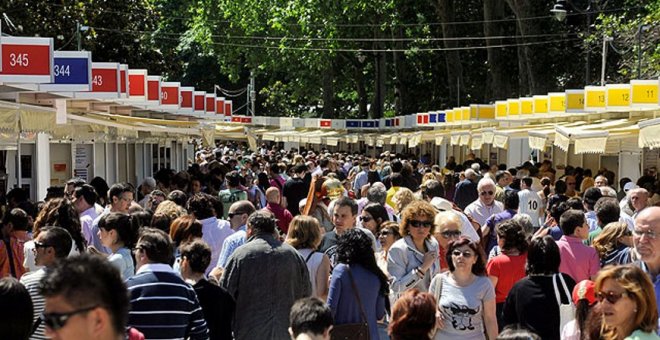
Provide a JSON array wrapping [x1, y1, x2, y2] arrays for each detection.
[[637, 24, 650, 79], [76, 21, 81, 51], [250, 70, 256, 117], [600, 35, 613, 86]]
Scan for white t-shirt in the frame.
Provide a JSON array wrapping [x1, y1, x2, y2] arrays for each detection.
[[518, 189, 543, 227]]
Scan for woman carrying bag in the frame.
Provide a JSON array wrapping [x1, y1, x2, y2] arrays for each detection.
[[328, 229, 388, 340]]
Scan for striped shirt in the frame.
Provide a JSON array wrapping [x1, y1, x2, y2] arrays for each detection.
[[126, 263, 209, 340], [20, 268, 47, 340]]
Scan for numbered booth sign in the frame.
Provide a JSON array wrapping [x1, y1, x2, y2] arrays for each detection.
[[146, 76, 161, 106], [584, 86, 606, 111], [533, 96, 549, 114], [216, 98, 225, 115], [205, 94, 216, 114], [520, 97, 533, 115], [180, 87, 194, 113], [128, 69, 148, 101], [496, 101, 508, 118], [0, 36, 54, 83], [630, 80, 659, 107], [82, 62, 120, 98], [194, 91, 206, 114], [548, 92, 566, 114], [40, 51, 92, 92], [606, 84, 631, 109], [160, 82, 180, 109], [224, 101, 233, 117], [565, 90, 585, 113]]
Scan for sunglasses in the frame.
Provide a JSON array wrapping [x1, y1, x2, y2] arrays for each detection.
[[228, 212, 246, 219], [596, 291, 627, 304], [479, 191, 494, 196], [40, 305, 98, 330], [359, 216, 373, 222], [34, 241, 52, 249], [451, 250, 474, 258], [379, 230, 393, 237], [409, 220, 433, 229], [441, 230, 461, 238]]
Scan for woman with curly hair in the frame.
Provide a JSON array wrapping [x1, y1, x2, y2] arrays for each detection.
[[429, 236, 497, 340], [23, 198, 85, 272], [327, 228, 388, 340], [592, 221, 634, 267], [392, 188, 415, 216], [388, 200, 440, 299], [486, 219, 528, 330], [388, 288, 438, 340]]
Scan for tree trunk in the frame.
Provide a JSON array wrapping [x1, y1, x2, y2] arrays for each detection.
[[322, 59, 334, 118], [483, 0, 513, 100], [437, 0, 464, 107]]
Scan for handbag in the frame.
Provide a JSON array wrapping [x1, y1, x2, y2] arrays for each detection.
[[331, 265, 371, 340], [553, 273, 576, 333]]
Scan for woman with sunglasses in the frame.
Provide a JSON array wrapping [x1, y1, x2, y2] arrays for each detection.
[[595, 265, 660, 340], [429, 236, 497, 340], [502, 236, 576, 340], [376, 221, 401, 278], [360, 203, 390, 237], [388, 200, 440, 300], [432, 211, 463, 272]]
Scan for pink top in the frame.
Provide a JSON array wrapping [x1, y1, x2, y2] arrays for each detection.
[[557, 235, 600, 282]]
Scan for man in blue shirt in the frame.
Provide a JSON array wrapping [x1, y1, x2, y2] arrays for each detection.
[[633, 206, 660, 326]]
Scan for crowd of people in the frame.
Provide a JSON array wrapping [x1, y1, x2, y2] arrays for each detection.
[[0, 140, 660, 340]]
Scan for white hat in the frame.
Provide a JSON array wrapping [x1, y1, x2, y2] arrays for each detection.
[[624, 182, 638, 192], [431, 197, 453, 212]]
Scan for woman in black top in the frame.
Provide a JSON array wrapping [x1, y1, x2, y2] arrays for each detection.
[[502, 236, 576, 340]]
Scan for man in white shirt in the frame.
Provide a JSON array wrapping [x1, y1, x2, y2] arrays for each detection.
[[518, 177, 544, 228], [72, 184, 100, 246], [464, 178, 504, 228], [187, 193, 235, 273]]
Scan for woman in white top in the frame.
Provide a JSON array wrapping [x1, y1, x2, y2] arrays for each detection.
[[286, 215, 331, 301], [98, 212, 139, 279]]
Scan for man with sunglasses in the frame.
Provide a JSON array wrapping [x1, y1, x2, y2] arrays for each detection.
[[210, 201, 257, 280], [20, 227, 72, 339], [39, 253, 144, 340], [633, 206, 660, 320], [465, 178, 503, 243]]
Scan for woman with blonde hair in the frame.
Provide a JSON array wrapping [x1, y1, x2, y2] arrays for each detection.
[[286, 215, 331, 300], [392, 188, 415, 215], [592, 222, 634, 267], [595, 265, 660, 339]]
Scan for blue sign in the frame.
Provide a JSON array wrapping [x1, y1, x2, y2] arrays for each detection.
[[53, 57, 89, 85], [430, 113, 437, 123], [363, 120, 379, 128], [346, 120, 361, 128], [437, 112, 446, 123]]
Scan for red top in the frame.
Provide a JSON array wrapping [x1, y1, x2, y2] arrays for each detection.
[[486, 252, 528, 303], [438, 245, 448, 271], [263, 202, 293, 235]]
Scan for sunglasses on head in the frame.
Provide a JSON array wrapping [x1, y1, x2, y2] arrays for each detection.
[[41, 305, 98, 331], [409, 220, 433, 229], [480, 191, 494, 196], [596, 291, 627, 304]]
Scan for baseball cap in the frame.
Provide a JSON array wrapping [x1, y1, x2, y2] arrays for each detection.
[[430, 197, 453, 212], [572, 280, 596, 306], [624, 182, 638, 192]]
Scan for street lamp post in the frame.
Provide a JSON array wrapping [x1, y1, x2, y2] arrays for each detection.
[[637, 24, 650, 78], [601, 35, 613, 86]]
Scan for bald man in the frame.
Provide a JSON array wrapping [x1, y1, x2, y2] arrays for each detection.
[[630, 188, 650, 218], [633, 207, 660, 320], [263, 187, 294, 236]]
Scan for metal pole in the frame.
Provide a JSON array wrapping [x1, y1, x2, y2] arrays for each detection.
[[600, 35, 608, 86], [250, 70, 256, 117], [638, 24, 643, 79], [76, 21, 81, 51]]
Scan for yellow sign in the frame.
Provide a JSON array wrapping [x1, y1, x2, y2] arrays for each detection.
[[520, 98, 533, 115], [479, 105, 495, 119], [446, 109, 454, 122], [549, 93, 566, 113], [470, 105, 478, 119], [585, 86, 606, 109], [461, 107, 470, 121], [508, 99, 520, 116], [566, 90, 585, 111], [631, 80, 659, 105], [606, 85, 631, 107], [533, 96, 548, 114], [496, 101, 507, 117]]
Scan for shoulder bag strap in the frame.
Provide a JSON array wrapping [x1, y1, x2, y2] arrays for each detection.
[[552, 274, 562, 306], [346, 265, 368, 324], [558, 274, 573, 306], [304, 250, 316, 263], [434, 273, 444, 305]]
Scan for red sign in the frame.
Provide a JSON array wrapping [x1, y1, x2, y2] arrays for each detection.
[[206, 97, 216, 113], [417, 115, 423, 124], [241, 117, 252, 123], [320, 120, 332, 128], [161, 85, 179, 105], [194, 94, 205, 111], [216, 99, 225, 115], [2, 44, 51, 75], [147, 80, 159, 101], [224, 102, 232, 116], [181, 91, 193, 108], [231, 116, 241, 123], [120, 69, 127, 93], [129, 74, 145, 96], [423, 115, 429, 124], [395, 118, 400, 126], [92, 68, 118, 92]]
